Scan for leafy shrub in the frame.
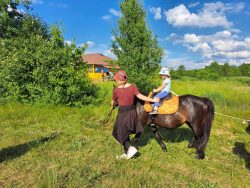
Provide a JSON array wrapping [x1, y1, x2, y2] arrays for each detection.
[[195, 69, 220, 80], [0, 27, 97, 106], [0, 1, 96, 106]]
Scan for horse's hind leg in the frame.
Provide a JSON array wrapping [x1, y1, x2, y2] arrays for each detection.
[[188, 121, 206, 159], [186, 122, 198, 148], [150, 125, 167, 152]]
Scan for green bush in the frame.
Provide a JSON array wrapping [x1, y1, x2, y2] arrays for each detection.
[[0, 1, 96, 106], [195, 69, 220, 80], [0, 34, 97, 106]]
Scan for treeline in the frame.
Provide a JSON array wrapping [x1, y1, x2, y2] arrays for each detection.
[[0, 0, 96, 106], [171, 62, 250, 80]]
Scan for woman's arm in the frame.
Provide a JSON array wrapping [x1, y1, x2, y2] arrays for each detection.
[[110, 100, 115, 109], [137, 94, 159, 102]]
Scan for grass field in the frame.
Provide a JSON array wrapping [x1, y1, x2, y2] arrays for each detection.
[[0, 78, 249, 187]]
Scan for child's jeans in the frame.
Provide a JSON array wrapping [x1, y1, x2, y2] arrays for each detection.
[[152, 91, 170, 108]]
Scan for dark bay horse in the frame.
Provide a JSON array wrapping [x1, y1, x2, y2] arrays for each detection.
[[135, 94, 214, 159]]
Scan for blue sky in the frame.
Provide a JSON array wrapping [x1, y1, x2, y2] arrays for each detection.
[[29, 0, 250, 69]]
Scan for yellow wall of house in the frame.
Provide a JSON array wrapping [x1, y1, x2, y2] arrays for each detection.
[[87, 65, 108, 80], [87, 73, 104, 79]]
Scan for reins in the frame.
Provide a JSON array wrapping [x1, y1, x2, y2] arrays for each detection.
[[102, 108, 114, 124]]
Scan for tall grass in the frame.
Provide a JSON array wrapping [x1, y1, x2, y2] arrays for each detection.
[[0, 79, 249, 187]]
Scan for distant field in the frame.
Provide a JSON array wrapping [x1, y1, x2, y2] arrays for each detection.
[[0, 78, 249, 187]]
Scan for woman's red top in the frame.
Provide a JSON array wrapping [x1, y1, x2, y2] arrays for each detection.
[[112, 84, 140, 106]]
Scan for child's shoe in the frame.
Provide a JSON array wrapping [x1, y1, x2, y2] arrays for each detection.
[[149, 108, 158, 115]]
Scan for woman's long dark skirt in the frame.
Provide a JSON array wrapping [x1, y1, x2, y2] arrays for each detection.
[[112, 105, 144, 145]]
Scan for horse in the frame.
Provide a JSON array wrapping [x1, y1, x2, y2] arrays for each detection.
[[135, 94, 215, 159]]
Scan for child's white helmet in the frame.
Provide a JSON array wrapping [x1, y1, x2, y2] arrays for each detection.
[[159, 67, 170, 76]]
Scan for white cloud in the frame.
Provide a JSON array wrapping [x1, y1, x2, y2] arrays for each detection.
[[102, 8, 121, 21], [188, 2, 200, 8], [149, 7, 162, 20], [168, 30, 250, 66], [165, 2, 245, 29], [86, 41, 95, 48], [203, 2, 245, 13], [165, 4, 232, 28], [101, 15, 112, 20], [166, 33, 183, 44], [109, 8, 121, 17], [214, 51, 250, 59]]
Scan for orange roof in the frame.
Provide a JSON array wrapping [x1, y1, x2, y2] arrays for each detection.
[[82, 53, 113, 67]]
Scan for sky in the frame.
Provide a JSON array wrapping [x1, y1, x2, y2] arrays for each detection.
[[28, 0, 250, 69]]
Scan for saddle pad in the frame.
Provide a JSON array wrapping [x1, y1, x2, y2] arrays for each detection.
[[158, 95, 179, 114], [144, 95, 179, 115]]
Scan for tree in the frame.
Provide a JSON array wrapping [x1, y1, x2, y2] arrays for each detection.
[[239, 63, 250, 77], [195, 69, 219, 80], [177, 65, 186, 76], [112, 0, 163, 93], [207, 61, 221, 75], [0, 0, 49, 39]]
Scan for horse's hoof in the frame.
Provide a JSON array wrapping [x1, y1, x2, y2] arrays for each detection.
[[195, 151, 205, 159]]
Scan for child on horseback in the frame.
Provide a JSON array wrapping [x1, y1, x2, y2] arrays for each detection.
[[111, 70, 159, 159], [150, 67, 171, 114]]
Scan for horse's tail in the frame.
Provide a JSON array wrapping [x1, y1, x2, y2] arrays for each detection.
[[197, 98, 214, 151]]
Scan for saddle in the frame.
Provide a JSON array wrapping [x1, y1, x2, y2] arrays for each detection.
[[144, 92, 179, 114]]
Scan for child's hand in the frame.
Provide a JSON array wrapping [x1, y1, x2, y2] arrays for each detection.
[[153, 89, 157, 93], [152, 98, 160, 103]]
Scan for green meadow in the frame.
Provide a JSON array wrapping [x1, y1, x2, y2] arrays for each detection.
[[0, 78, 249, 187]]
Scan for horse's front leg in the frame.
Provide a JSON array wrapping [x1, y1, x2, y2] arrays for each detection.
[[150, 124, 167, 152]]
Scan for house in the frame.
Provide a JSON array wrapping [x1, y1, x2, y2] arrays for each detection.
[[82, 53, 118, 80]]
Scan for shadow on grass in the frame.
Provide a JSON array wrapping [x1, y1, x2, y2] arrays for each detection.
[[0, 132, 59, 163], [233, 142, 250, 170], [138, 126, 193, 148]]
